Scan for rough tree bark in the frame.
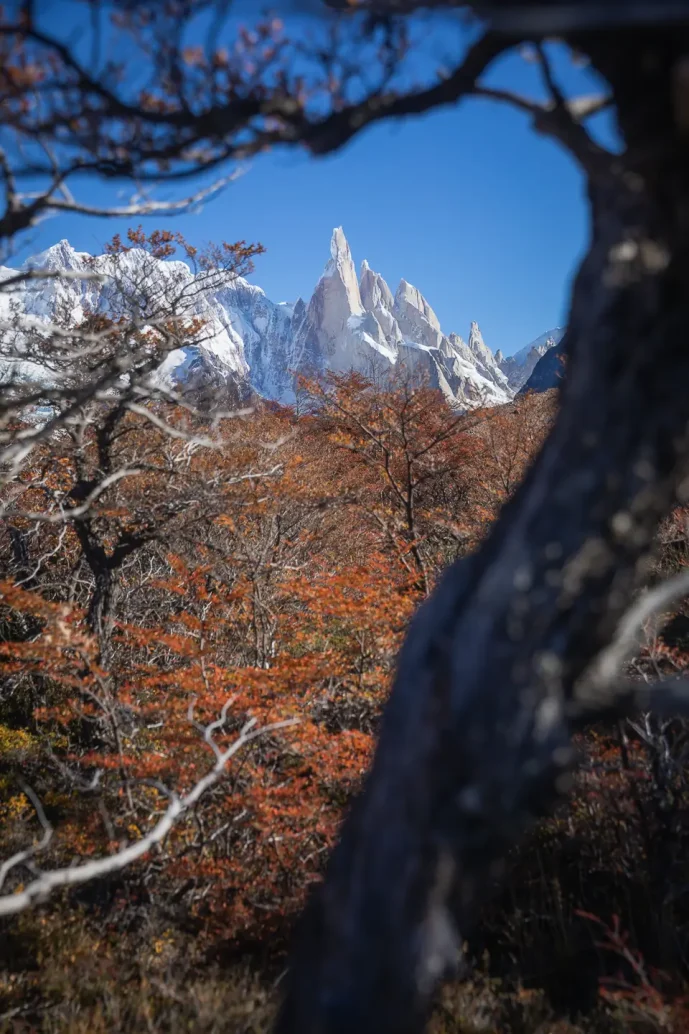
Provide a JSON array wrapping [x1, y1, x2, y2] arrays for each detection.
[[275, 13, 689, 1034]]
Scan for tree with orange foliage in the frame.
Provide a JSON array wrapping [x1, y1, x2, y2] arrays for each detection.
[[1, 360, 450, 938], [0, 227, 296, 930], [471, 389, 557, 519], [302, 370, 487, 594]]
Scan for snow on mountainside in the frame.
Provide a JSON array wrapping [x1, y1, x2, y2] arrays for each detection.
[[495, 327, 565, 391], [520, 333, 568, 394], [0, 228, 563, 412], [0, 239, 253, 402]]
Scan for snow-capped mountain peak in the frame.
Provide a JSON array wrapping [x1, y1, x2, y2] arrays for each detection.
[[25, 239, 88, 273], [359, 257, 396, 308], [394, 279, 442, 332], [1, 226, 563, 412]]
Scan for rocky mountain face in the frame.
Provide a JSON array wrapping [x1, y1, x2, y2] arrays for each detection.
[[520, 335, 567, 394], [0, 227, 563, 412], [290, 230, 517, 408], [495, 327, 566, 391]]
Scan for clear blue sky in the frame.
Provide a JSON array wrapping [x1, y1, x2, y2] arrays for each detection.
[[18, 14, 616, 357]]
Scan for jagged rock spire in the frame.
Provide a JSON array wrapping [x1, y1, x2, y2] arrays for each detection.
[[26, 239, 83, 272], [323, 227, 363, 308], [360, 260, 395, 313], [467, 320, 492, 360]]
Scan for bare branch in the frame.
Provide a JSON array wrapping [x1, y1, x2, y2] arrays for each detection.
[[584, 567, 689, 691], [565, 93, 613, 120], [0, 709, 300, 918], [40, 171, 244, 221], [301, 31, 511, 155], [315, 1, 689, 31], [0, 782, 53, 892], [569, 674, 689, 726], [2, 467, 145, 523], [470, 3, 689, 34], [0, 269, 106, 292], [124, 403, 221, 448]]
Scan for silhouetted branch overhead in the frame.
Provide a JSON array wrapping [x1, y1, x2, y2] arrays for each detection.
[[0, 0, 623, 241], [313, 1, 689, 31], [470, 2, 689, 33]]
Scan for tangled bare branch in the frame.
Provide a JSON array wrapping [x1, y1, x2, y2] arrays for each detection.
[[0, 706, 299, 918]]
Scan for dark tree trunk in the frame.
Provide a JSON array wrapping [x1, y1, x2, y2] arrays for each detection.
[[86, 564, 120, 669], [8, 526, 32, 586], [275, 23, 689, 1034], [72, 517, 120, 669]]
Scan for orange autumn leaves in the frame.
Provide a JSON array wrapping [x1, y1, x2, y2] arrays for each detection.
[[0, 371, 551, 941]]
